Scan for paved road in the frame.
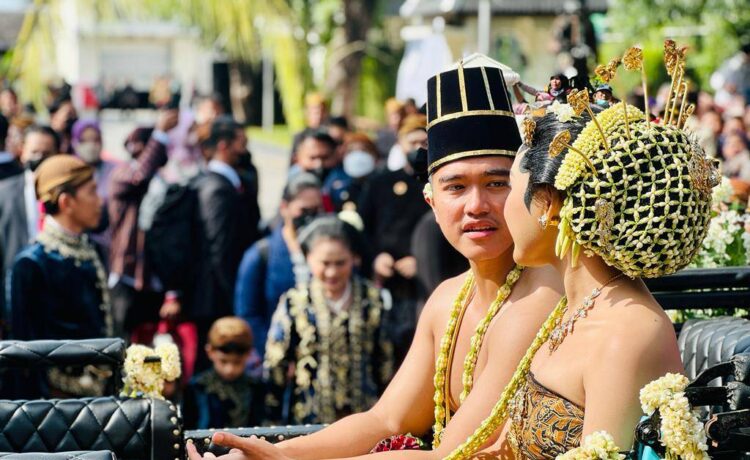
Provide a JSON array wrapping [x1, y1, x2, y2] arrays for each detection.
[[98, 109, 289, 222]]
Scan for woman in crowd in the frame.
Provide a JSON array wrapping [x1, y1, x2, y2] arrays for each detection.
[[264, 216, 394, 425]]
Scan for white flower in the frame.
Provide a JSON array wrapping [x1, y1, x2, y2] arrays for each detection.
[[692, 210, 749, 267], [556, 431, 624, 459], [121, 343, 182, 399], [547, 101, 577, 123], [639, 373, 709, 460], [155, 343, 181, 381], [712, 176, 734, 208], [423, 183, 433, 200]]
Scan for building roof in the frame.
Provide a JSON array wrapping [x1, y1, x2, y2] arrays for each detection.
[[0, 12, 24, 51], [401, 0, 609, 18]]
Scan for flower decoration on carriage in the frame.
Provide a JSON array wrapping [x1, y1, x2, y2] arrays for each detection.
[[639, 373, 709, 460], [121, 343, 182, 399]]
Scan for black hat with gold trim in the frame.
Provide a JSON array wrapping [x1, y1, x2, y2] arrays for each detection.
[[426, 55, 521, 175]]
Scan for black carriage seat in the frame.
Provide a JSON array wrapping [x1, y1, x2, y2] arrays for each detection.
[[0, 339, 183, 460], [0, 339, 126, 398], [679, 317, 750, 383], [0, 452, 117, 459]]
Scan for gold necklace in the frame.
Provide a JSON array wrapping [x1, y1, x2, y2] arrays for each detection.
[[432, 265, 524, 448], [444, 296, 568, 459], [548, 273, 626, 352]]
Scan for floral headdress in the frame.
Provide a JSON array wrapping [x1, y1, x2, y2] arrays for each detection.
[[524, 41, 719, 278]]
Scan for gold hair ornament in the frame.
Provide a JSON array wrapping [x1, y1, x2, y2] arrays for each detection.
[[622, 46, 651, 127], [522, 117, 536, 146], [549, 130, 597, 177], [567, 89, 611, 153]]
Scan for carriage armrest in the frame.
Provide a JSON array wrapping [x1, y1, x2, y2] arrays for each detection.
[[185, 425, 326, 455], [0, 452, 117, 459], [0, 339, 125, 369]]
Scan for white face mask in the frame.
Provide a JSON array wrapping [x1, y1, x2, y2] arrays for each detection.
[[76, 141, 102, 164], [343, 150, 376, 179]]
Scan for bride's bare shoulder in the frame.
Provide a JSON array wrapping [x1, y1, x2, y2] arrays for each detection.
[[516, 265, 564, 300]]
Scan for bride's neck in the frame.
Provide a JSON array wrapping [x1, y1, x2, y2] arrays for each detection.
[[551, 252, 623, 307], [468, 248, 516, 311]]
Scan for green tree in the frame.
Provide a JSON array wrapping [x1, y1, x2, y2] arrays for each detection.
[[4, 0, 395, 126], [607, 0, 750, 89]]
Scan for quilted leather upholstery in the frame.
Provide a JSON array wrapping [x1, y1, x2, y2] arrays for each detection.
[[0, 397, 182, 460], [679, 317, 750, 381], [0, 340, 125, 369], [0, 452, 116, 459]]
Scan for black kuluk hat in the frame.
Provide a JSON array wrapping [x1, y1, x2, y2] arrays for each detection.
[[425, 54, 522, 176]]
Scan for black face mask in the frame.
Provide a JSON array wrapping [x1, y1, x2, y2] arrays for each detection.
[[310, 166, 331, 182], [24, 156, 45, 172], [64, 117, 78, 135], [406, 147, 429, 182], [292, 208, 319, 231]]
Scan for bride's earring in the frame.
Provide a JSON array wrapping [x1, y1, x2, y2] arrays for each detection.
[[538, 215, 548, 230]]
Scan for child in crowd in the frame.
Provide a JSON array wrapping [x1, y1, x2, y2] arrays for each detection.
[[264, 216, 393, 425], [182, 317, 264, 429]]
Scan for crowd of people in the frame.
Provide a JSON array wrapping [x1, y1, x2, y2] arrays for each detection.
[[0, 83, 469, 430], [0, 41, 749, 459]]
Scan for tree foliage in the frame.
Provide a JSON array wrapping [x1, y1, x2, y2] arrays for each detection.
[[607, 0, 750, 90]]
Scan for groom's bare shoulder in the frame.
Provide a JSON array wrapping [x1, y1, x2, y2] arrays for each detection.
[[419, 271, 470, 329]]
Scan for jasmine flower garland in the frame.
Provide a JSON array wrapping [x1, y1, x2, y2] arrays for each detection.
[[555, 432, 624, 460], [639, 373, 709, 460]]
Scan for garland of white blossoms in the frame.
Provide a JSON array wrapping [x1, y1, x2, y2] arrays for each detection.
[[121, 343, 181, 399], [639, 373, 709, 460], [555, 432, 624, 460]]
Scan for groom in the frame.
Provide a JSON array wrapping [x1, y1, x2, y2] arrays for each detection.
[[188, 58, 563, 459]]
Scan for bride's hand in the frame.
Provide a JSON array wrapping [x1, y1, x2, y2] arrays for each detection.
[[186, 433, 292, 460]]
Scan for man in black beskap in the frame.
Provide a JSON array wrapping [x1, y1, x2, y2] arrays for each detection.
[[191, 116, 260, 370], [357, 114, 430, 365]]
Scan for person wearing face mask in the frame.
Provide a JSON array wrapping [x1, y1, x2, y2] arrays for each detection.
[[357, 114, 431, 365], [593, 84, 615, 108], [48, 94, 78, 154], [289, 130, 343, 212], [337, 133, 379, 210], [71, 120, 117, 262], [0, 124, 60, 330], [234, 172, 323, 361]]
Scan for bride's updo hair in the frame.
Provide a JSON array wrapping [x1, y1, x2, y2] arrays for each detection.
[[518, 110, 592, 209], [520, 102, 717, 278]]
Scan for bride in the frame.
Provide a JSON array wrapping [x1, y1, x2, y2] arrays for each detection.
[[444, 46, 718, 458]]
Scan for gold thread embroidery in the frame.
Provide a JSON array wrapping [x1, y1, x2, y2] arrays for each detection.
[[436, 74, 442, 118], [458, 64, 468, 112], [428, 149, 517, 174], [480, 66, 495, 110], [427, 109, 515, 129]]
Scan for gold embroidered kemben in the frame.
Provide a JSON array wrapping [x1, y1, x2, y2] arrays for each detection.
[[426, 57, 522, 175]]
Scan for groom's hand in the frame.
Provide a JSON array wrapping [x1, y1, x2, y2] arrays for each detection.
[[186, 433, 292, 460]]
